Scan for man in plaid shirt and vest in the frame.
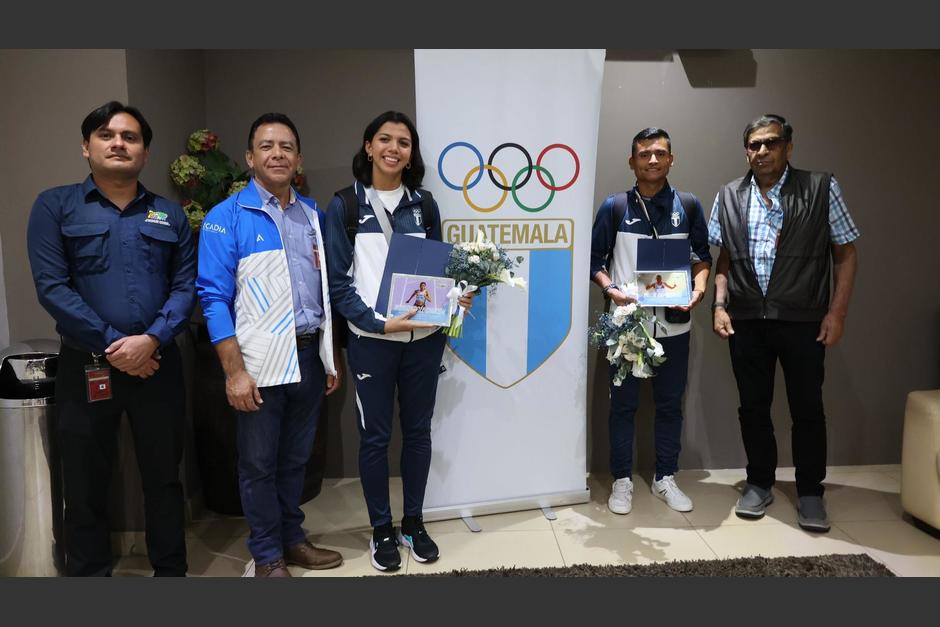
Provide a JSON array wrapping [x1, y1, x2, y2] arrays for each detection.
[[708, 114, 859, 532]]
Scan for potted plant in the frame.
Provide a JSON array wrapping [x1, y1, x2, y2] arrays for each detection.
[[170, 129, 308, 233]]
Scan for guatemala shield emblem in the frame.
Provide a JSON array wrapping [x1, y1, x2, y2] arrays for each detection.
[[446, 220, 573, 388]]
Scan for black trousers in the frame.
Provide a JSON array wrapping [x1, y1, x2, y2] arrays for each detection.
[[728, 320, 827, 497], [56, 342, 187, 576]]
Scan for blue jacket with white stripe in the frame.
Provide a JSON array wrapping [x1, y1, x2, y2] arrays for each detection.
[[324, 181, 441, 343], [196, 179, 336, 387]]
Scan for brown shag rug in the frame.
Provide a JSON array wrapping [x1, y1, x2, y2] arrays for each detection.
[[410, 553, 893, 577]]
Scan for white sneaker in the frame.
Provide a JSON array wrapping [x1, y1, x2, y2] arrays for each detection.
[[651, 475, 693, 512], [608, 477, 633, 514]]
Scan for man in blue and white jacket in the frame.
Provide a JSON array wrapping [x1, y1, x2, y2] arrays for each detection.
[[590, 127, 711, 517], [196, 113, 343, 578]]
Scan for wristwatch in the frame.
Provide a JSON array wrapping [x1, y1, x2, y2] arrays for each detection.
[[602, 284, 617, 295], [711, 301, 728, 310]]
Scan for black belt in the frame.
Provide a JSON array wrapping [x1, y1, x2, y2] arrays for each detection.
[[295, 331, 319, 349], [60, 336, 96, 354]]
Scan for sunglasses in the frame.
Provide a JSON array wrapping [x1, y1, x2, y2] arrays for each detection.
[[746, 137, 786, 152]]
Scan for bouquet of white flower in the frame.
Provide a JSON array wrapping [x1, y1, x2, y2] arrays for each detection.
[[444, 230, 527, 337], [589, 284, 667, 383]]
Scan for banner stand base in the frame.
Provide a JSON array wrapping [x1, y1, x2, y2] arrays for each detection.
[[461, 516, 482, 532], [423, 488, 591, 524]]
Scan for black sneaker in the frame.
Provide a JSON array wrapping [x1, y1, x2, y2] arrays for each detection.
[[398, 515, 439, 563], [370, 524, 401, 572]]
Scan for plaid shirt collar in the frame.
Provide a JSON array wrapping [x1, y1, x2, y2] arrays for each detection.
[[748, 165, 790, 207]]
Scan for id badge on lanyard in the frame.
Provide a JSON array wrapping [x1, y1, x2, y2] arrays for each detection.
[[84, 353, 112, 403], [310, 228, 321, 270]]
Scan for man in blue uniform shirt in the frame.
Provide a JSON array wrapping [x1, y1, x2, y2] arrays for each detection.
[[26, 101, 195, 576]]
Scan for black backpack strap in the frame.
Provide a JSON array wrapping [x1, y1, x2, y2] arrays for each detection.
[[335, 185, 359, 246], [417, 188, 436, 236], [676, 189, 706, 269], [607, 191, 630, 270], [676, 190, 698, 219], [611, 191, 630, 233], [339, 186, 436, 244], [330, 185, 359, 349]]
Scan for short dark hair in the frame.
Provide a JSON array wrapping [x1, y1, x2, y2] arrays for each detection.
[[631, 127, 671, 156], [81, 101, 153, 148], [247, 112, 301, 152], [743, 114, 793, 146], [352, 111, 425, 189]]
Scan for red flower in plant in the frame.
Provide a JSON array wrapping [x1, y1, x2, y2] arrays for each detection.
[[203, 132, 219, 152]]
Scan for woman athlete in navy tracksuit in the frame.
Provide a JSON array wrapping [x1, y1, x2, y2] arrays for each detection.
[[324, 111, 473, 572]]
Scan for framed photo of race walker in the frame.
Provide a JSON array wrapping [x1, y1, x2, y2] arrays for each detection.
[[634, 238, 692, 308], [386, 273, 455, 326], [635, 270, 691, 307]]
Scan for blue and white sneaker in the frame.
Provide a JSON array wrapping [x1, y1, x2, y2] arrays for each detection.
[[370, 524, 401, 572], [398, 516, 439, 563]]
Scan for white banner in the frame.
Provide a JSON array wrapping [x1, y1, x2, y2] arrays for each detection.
[[415, 49, 605, 518]]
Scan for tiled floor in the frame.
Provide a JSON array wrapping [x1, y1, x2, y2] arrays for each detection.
[[113, 464, 940, 577]]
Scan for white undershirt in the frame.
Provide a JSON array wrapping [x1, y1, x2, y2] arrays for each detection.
[[375, 184, 404, 213]]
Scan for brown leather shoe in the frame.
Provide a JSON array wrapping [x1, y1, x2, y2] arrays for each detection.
[[254, 558, 291, 578], [284, 540, 343, 570]]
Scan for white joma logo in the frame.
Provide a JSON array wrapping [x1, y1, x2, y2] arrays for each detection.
[[624, 218, 642, 225], [356, 373, 372, 380], [358, 215, 375, 224]]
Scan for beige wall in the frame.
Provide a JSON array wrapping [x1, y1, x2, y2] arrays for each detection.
[[0, 236, 9, 348], [203, 49, 416, 204], [125, 50, 207, 199], [3, 49, 938, 482], [0, 49, 128, 344]]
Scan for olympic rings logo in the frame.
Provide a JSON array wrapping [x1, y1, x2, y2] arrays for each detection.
[[437, 142, 580, 213]]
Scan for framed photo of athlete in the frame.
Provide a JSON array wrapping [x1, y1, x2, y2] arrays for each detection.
[[634, 238, 692, 307], [635, 270, 691, 307], [386, 273, 455, 326]]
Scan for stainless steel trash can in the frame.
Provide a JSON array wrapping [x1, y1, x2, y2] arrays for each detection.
[[0, 351, 64, 576]]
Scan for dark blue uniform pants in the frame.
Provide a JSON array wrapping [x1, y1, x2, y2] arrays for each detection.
[[56, 342, 186, 577], [609, 332, 690, 481], [347, 331, 446, 528]]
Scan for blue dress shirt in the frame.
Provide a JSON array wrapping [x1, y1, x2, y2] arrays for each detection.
[[255, 182, 324, 336], [27, 175, 196, 353]]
